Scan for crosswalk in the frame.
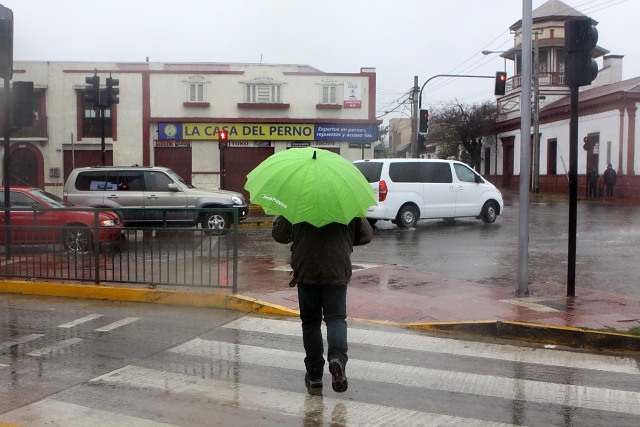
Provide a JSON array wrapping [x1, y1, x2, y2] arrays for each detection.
[[2, 315, 640, 425]]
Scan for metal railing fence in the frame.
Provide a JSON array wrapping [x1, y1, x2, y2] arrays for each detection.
[[0, 207, 238, 291]]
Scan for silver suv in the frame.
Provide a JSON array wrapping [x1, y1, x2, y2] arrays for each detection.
[[63, 165, 248, 231]]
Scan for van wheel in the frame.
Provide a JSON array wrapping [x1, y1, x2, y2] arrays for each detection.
[[202, 211, 229, 234], [396, 205, 418, 229], [481, 201, 498, 223]]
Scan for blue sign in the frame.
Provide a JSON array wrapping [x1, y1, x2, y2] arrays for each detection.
[[315, 124, 378, 142], [158, 123, 182, 140]]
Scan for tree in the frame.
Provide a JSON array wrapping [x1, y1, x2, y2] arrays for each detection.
[[424, 100, 497, 170]]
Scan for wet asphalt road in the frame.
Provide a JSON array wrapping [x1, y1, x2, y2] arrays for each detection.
[[1, 294, 639, 425], [238, 194, 640, 300]]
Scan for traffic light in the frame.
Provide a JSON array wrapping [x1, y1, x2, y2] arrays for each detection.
[[218, 129, 228, 148], [106, 76, 119, 106], [419, 109, 429, 134], [11, 81, 35, 128], [494, 71, 507, 96], [0, 5, 13, 80], [84, 74, 100, 106], [565, 17, 599, 87]]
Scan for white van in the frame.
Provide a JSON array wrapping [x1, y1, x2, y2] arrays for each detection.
[[353, 159, 504, 228]]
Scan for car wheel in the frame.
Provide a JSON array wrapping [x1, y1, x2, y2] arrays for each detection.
[[481, 201, 498, 224], [201, 211, 229, 233], [62, 226, 92, 252], [396, 205, 418, 229]]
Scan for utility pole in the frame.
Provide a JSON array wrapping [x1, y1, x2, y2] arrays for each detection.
[[411, 76, 419, 158], [517, 0, 532, 296], [532, 31, 541, 194]]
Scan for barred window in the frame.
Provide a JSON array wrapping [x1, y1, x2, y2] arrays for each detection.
[[245, 83, 281, 103]]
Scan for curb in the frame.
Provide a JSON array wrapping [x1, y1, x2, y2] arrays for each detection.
[[3, 280, 640, 354], [405, 320, 640, 353], [0, 280, 299, 318]]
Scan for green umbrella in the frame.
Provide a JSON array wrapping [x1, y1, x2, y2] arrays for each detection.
[[244, 147, 376, 228]]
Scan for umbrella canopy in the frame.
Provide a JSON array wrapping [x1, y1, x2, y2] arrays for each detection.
[[244, 147, 376, 228]]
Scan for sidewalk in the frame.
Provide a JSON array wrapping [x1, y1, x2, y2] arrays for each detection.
[[2, 206, 640, 353]]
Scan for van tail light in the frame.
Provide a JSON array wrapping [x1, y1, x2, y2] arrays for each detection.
[[63, 191, 68, 203], [378, 180, 388, 202]]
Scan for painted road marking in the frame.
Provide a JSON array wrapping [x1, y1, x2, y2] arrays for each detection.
[[90, 365, 512, 426], [0, 333, 45, 351], [58, 314, 103, 328], [169, 337, 640, 416], [223, 316, 640, 375], [0, 398, 177, 426], [271, 262, 379, 272], [27, 338, 83, 357], [94, 317, 140, 332], [500, 297, 561, 312]]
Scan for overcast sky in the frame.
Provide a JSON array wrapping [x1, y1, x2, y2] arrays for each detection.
[[2, 0, 637, 124]]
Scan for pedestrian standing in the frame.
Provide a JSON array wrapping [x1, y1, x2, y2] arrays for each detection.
[[603, 163, 617, 201], [272, 216, 373, 393], [586, 166, 599, 199]]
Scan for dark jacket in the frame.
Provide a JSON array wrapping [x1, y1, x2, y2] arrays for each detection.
[[603, 168, 617, 185], [272, 216, 373, 285]]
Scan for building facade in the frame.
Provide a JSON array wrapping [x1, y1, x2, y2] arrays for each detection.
[[490, 0, 640, 200], [0, 61, 379, 200]]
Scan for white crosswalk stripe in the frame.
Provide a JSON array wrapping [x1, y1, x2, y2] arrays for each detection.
[[90, 365, 512, 426], [1, 398, 177, 426], [94, 316, 140, 332], [58, 314, 103, 328], [0, 333, 44, 351], [169, 337, 640, 416], [223, 316, 640, 375], [27, 338, 83, 357], [2, 315, 639, 425]]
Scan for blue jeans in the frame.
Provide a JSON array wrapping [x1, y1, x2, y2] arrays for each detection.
[[297, 283, 348, 378]]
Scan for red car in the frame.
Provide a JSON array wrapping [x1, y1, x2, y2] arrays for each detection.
[[0, 187, 122, 252]]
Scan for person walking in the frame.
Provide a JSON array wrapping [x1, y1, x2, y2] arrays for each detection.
[[272, 216, 373, 393], [603, 163, 617, 201], [586, 166, 599, 200]]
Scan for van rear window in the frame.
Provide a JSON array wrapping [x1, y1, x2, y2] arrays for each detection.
[[354, 162, 383, 183]]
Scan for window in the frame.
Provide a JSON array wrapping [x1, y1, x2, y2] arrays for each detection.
[[322, 85, 337, 104], [189, 82, 204, 102], [82, 93, 113, 138], [389, 162, 422, 183], [454, 163, 481, 183], [423, 163, 452, 183], [144, 171, 174, 191], [245, 78, 282, 103], [547, 139, 557, 175]]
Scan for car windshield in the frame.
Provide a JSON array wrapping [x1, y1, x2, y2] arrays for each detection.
[[30, 188, 70, 208], [165, 168, 195, 189]]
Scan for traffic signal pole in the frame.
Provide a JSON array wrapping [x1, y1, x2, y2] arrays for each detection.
[[415, 74, 494, 159]]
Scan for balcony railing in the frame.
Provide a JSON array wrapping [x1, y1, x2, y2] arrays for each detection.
[[0, 116, 48, 139], [509, 72, 566, 90]]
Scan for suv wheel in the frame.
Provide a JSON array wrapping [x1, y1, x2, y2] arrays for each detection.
[[202, 211, 229, 233], [396, 205, 418, 229]]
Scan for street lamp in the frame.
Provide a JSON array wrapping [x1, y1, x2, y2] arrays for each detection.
[[482, 50, 507, 71]]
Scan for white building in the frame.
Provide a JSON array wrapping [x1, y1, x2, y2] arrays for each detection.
[[491, 0, 640, 200], [1, 61, 378, 199]]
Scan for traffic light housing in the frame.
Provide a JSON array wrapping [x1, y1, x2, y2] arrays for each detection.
[[84, 74, 100, 106], [218, 129, 228, 148], [0, 5, 13, 80], [11, 81, 35, 128], [565, 17, 599, 87], [419, 109, 429, 134], [494, 71, 507, 96], [106, 76, 119, 106]]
